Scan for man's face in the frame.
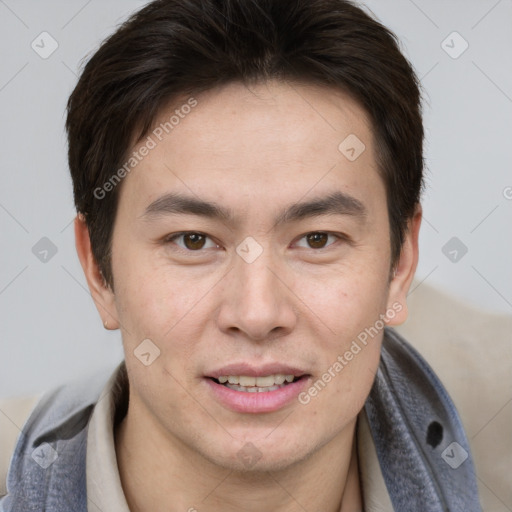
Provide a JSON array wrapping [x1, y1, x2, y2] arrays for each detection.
[[104, 80, 407, 471]]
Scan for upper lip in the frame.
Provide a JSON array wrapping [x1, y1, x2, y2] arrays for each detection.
[[207, 363, 309, 379]]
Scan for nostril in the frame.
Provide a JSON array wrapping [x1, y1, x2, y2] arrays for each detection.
[[426, 421, 443, 448]]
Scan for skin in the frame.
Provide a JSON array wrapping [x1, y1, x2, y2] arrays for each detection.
[[75, 80, 421, 512]]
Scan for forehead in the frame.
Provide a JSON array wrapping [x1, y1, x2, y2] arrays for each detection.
[[119, 80, 383, 219]]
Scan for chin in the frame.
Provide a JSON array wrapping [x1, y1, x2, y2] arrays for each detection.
[[218, 449, 310, 474], [198, 430, 319, 474]]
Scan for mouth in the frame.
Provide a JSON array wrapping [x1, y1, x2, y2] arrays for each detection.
[[209, 374, 304, 393], [204, 368, 311, 413]]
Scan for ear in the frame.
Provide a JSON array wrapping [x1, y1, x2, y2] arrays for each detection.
[[385, 203, 422, 326], [74, 214, 120, 330]]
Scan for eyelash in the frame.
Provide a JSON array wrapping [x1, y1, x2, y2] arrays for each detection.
[[163, 231, 349, 253]]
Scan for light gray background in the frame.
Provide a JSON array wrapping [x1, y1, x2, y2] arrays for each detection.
[[0, 0, 511, 399]]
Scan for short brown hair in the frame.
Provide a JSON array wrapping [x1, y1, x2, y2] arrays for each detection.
[[66, 0, 424, 288]]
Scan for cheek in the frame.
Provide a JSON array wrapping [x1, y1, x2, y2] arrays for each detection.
[[113, 247, 195, 331], [292, 258, 390, 335], [299, 328, 383, 430], [292, 260, 388, 405], [112, 257, 220, 380]]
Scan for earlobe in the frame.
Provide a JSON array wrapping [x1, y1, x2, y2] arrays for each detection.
[[386, 204, 422, 326], [74, 214, 120, 330]]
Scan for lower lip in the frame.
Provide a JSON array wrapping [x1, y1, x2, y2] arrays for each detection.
[[204, 377, 309, 413]]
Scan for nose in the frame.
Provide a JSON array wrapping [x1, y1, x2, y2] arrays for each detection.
[[216, 248, 298, 342]]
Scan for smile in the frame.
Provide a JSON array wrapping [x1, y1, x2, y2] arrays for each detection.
[[215, 374, 297, 392], [205, 372, 310, 413]]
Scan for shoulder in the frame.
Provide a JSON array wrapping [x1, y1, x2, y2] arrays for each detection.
[[0, 395, 43, 497], [395, 283, 512, 512], [0, 364, 119, 501]]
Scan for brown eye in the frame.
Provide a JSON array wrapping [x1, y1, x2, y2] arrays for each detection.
[[166, 232, 217, 251], [305, 232, 329, 249], [183, 233, 206, 250]]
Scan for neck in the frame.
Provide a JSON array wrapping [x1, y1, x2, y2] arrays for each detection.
[[115, 398, 362, 512]]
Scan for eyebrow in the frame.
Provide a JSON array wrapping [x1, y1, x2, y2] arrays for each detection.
[[141, 191, 367, 227]]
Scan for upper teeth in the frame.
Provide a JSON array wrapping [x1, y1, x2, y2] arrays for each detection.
[[217, 375, 295, 386]]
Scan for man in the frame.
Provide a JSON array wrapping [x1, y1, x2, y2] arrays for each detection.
[[0, 0, 483, 510]]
